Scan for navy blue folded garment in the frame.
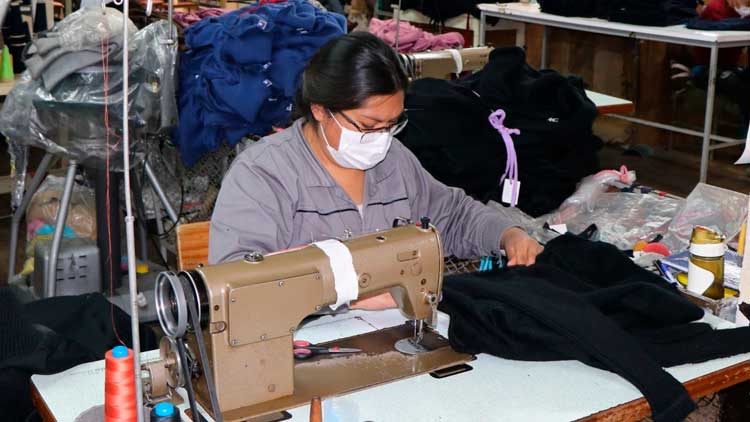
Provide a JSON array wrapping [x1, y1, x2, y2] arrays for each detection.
[[174, 0, 346, 166], [687, 17, 750, 30]]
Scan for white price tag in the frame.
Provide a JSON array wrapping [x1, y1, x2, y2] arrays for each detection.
[[502, 179, 521, 205]]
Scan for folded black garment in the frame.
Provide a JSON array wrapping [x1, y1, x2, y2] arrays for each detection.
[[0, 288, 158, 422], [608, 0, 696, 26], [440, 235, 750, 422], [538, 0, 609, 18]]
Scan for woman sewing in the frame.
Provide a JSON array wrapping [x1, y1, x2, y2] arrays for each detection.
[[209, 32, 542, 309]]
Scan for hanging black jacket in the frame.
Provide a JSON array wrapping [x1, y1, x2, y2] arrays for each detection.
[[400, 47, 601, 217], [439, 235, 750, 422]]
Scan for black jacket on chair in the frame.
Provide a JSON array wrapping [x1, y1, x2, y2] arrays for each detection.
[[401, 47, 601, 217]]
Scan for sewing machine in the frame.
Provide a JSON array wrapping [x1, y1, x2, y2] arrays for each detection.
[[143, 221, 473, 422]]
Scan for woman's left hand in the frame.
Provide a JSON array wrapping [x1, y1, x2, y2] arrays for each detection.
[[500, 227, 544, 266]]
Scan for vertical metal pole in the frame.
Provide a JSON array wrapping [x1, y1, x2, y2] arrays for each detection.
[[700, 46, 719, 183], [120, 0, 145, 419], [46, 160, 76, 298], [167, 0, 175, 42], [394, 0, 402, 51], [541, 26, 548, 69], [144, 161, 178, 224], [8, 152, 56, 284], [479, 11, 486, 46], [152, 190, 168, 265]]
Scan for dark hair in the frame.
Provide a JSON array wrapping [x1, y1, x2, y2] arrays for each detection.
[[294, 32, 409, 122]]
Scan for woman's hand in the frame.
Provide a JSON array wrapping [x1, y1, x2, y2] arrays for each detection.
[[500, 227, 544, 266], [350, 293, 398, 310]]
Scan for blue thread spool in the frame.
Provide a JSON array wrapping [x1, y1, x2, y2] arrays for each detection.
[[150, 402, 180, 422]]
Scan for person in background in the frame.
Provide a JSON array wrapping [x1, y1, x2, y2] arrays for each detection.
[[209, 32, 542, 309]]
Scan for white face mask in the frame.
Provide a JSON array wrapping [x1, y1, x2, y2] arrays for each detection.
[[319, 112, 394, 170], [736, 6, 750, 18]]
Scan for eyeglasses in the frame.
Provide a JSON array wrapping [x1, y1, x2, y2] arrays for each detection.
[[336, 110, 409, 138]]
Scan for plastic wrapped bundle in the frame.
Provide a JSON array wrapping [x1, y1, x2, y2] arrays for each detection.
[[0, 8, 178, 170]]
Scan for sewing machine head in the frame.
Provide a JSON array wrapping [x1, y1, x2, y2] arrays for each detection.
[[144, 222, 445, 419]]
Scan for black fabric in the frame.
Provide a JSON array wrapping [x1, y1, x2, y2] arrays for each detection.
[[538, 0, 609, 18], [2, 1, 31, 74], [539, 0, 697, 26], [440, 235, 750, 422], [687, 17, 750, 30], [401, 47, 601, 217], [391, 0, 509, 21], [0, 288, 158, 422]]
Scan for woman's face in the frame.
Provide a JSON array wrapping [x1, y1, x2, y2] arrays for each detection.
[[313, 91, 405, 151]]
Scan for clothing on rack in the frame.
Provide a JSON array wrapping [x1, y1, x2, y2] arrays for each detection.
[[174, 0, 346, 166], [399, 47, 601, 217], [440, 234, 750, 422], [369, 18, 463, 52]]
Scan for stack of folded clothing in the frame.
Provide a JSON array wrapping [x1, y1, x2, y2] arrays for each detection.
[[173, 0, 346, 166]]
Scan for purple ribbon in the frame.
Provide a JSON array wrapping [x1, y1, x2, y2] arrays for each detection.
[[488, 109, 520, 207]]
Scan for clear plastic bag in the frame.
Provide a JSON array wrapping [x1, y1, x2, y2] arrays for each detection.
[[0, 11, 177, 170], [536, 192, 684, 250], [547, 166, 636, 224], [8, 140, 28, 212], [26, 175, 96, 241], [662, 183, 748, 253]]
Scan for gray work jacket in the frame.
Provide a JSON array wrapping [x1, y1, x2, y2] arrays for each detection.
[[208, 119, 514, 264]]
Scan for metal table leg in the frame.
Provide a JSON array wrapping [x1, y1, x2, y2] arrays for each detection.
[[700, 46, 719, 183], [46, 160, 77, 298], [7, 152, 57, 284], [152, 189, 168, 264], [143, 161, 179, 224]]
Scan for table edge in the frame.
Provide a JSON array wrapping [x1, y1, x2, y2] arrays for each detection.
[[578, 360, 750, 422]]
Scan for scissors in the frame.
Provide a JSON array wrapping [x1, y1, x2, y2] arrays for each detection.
[[293, 340, 362, 360]]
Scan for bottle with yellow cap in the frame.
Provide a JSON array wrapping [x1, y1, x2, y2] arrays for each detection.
[[687, 226, 725, 300]]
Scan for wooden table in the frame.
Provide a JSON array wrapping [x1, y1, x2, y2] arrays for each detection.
[[30, 309, 750, 422]]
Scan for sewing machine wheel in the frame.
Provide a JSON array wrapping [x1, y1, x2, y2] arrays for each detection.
[[156, 272, 189, 338], [156, 271, 211, 338]]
